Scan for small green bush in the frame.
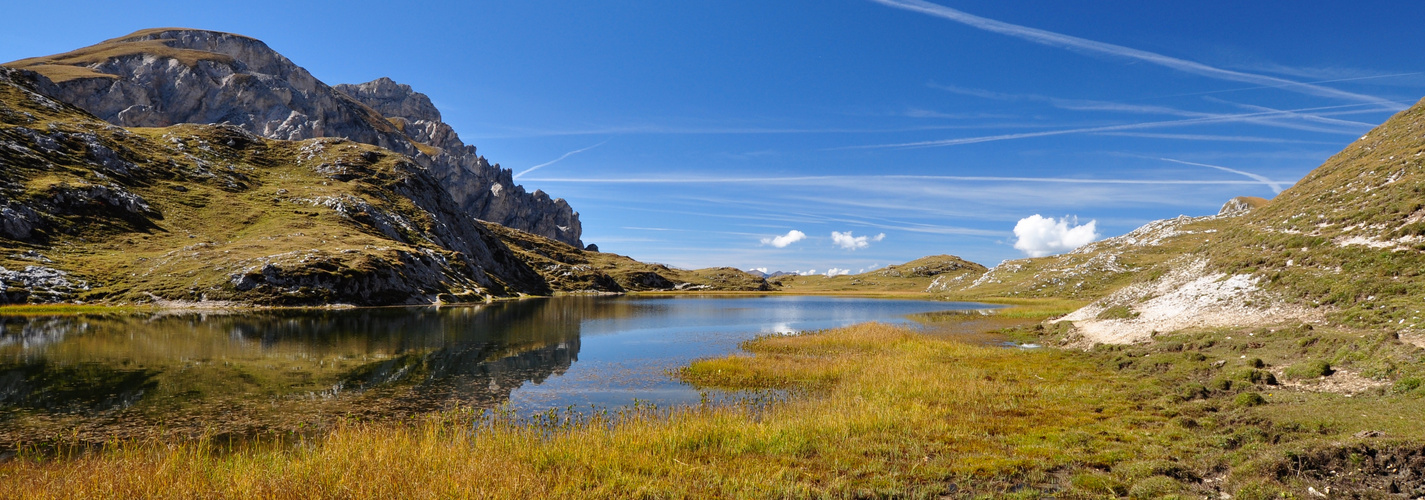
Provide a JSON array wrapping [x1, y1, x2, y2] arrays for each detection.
[[1235, 392, 1267, 407], [1395, 377, 1422, 393], [1210, 378, 1233, 391], [1234, 369, 1278, 385], [1179, 383, 1209, 401], [1284, 360, 1334, 379]]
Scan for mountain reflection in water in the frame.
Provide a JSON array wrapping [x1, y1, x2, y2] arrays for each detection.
[[0, 296, 990, 449]]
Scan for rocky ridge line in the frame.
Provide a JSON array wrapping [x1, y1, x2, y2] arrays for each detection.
[[4, 28, 582, 246], [334, 78, 582, 246]]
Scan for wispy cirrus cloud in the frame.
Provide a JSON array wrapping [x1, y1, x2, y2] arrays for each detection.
[[1133, 72, 1423, 102], [1093, 132, 1337, 145], [930, 83, 1391, 135], [1206, 97, 1383, 129], [841, 102, 1380, 149], [902, 107, 1015, 120], [521, 174, 1284, 186], [467, 122, 1023, 139], [864, 0, 1393, 105]]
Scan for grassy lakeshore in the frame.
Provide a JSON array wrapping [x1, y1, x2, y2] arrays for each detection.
[[2, 308, 1423, 498]]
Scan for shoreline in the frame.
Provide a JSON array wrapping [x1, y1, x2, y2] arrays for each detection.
[[0, 290, 1055, 315]]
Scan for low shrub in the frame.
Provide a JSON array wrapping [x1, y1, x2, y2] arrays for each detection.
[[1284, 360, 1334, 380]]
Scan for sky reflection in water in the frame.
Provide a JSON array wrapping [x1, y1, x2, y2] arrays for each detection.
[[0, 296, 991, 446]]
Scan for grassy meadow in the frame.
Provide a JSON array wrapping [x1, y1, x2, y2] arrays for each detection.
[[2, 303, 1422, 498]]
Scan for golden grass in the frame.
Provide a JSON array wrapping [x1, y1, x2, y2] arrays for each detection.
[[3, 321, 1425, 497], [0, 304, 153, 316], [10, 64, 118, 83], [6, 40, 235, 74], [0, 323, 1155, 498]]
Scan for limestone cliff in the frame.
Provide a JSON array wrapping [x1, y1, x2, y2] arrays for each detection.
[[335, 78, 582, 246], [0, 66, 549, 305], [4, 28, 582, 246]]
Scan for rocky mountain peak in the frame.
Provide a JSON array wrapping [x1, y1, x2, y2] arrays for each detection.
[[335, 77, 464, 152], [105, 28, 294, 77], [335, 77, 442, 124], [4, 28, 584, 246]]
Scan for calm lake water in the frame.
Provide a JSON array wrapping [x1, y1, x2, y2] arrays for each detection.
[[0, 295, 993, 448]]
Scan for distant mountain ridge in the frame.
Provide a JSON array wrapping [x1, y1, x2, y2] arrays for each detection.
[[3, 28, 583, 246]]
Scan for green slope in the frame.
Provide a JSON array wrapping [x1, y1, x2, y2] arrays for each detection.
[[0, 67, 546, 306]]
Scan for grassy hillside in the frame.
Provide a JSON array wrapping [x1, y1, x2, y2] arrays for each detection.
[[942, 215, 1236, 301], [924, 96, 1425, 344], [769, 254, 984, 294], [0, 67, 544, 306], [1199, 96, 1425, 329], [483, 222, 769, 293]]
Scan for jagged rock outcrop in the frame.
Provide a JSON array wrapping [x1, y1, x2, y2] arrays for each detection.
[[1219, 196, 1269, 216], [0, 265, 89, 304], [9, 29, 417, 156], [4, 28, 582, 246], [335, 78, 583, 246]]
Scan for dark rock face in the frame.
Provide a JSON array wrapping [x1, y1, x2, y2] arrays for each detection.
[[6, 29, 582, 246], [335, 78, 583, 247], [21, 30, 418, 156], [0, 204, 41, 240]]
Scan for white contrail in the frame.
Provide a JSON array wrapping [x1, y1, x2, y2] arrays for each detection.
[[1095, 132, 1334, 144], [1158, 158, 1286, 193], [930, 83, 1385, 135], [1144, 72, 1422, 100], [865, 0, 1393, 105], [845, 103, 1375, 149], [1209, 98, 1383, 129], [521, 174, 1281, 186], [472, 123, 1011, 139], [512, 140, 608, 179]]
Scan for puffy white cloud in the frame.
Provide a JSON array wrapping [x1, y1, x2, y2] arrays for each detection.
[[825, 268, 851, 277], [830, 231, 885, 250], [1012, 214, 1099, 257], [760, 230, 807, 248]]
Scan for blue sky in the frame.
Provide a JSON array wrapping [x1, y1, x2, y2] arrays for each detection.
[[3, 1, 1423, 273]]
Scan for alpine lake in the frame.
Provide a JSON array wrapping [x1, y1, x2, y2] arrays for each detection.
[[0, 295, 1012, 452]]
